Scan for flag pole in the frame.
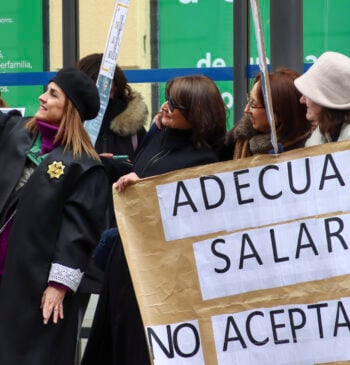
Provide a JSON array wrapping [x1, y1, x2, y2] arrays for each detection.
[[250, 0, 279, 154]]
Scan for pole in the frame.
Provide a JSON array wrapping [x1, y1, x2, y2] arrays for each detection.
[[233, 0, 249, 124], [270, 0, 303, 74], [62, 0, 79, 67]]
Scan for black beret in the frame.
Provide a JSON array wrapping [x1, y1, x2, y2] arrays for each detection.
[[50, 67, 100, 121]]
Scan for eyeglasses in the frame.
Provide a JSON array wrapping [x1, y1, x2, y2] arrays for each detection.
[[246, 94, 265, 109], [166, 98, 186, 113]]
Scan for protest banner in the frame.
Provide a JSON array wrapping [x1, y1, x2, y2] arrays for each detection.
[[84, 0, 130, 145], [114, 141, 350, 365]]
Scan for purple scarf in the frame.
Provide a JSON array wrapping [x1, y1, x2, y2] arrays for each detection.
[[36, 119, 59, 154]]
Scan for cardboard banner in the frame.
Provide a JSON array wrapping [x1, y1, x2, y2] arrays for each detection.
[[114, 141, 350, 365], [84, 0, 130, 146]]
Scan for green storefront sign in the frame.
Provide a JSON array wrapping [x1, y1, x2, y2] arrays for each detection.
[[0, 1, 44, 116], [159, 0, 350, 129]]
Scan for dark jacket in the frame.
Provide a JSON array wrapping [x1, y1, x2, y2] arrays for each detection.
[[81, 126, 219, 365], [134, 126, 219, 178], [96, 91, 148, 227], [95, 91, 148, 158], [0, 113, 109, 365]]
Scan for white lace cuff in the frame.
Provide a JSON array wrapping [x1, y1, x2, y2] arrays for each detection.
[[48, 263, 84, 292]]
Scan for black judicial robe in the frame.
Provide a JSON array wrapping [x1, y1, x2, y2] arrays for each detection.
[[0, 112, 109, 365]]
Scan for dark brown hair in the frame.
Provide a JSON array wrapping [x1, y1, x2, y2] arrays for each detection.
[[165, 75, 227, 149], [255, 68, 311, 143], [318, 108, 350, 136], [76, 53, 133, 102]]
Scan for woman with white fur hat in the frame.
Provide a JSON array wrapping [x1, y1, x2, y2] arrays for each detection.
[[294, 51, 350, 146]]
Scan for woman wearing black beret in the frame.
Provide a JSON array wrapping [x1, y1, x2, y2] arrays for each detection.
[[0, 67, 109, 365]]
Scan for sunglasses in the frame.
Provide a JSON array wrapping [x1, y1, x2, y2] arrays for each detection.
[[166, 98, 186, 113]]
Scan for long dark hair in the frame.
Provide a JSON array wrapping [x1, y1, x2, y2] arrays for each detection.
[[255, 68, 311, 143], [165, 75, 227, 149], [318, 108, 350, 136]]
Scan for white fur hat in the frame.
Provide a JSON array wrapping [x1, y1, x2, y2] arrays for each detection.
[[294, 51, 350, 110]]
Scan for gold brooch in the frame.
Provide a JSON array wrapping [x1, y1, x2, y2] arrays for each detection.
[[47, 161, 65, 179]]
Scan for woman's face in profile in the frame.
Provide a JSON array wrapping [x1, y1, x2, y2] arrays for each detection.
[[160, 97, 192, 130], [35, 82, 66, 125], [245, 82, 270, 133], [300, 95, 322, 126]]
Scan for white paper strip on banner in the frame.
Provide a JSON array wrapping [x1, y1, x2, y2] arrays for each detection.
[[193, 213, 350, 300], [156, 150, 350, 241], [84, 0, 131, 146], [212, 297, 350, 365], [249, 0, 278, 153]]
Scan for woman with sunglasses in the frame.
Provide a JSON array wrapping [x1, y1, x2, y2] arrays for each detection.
[[81, 75, 227, 365], [113, 75, 227, 191], [225, 67, 311, 159]]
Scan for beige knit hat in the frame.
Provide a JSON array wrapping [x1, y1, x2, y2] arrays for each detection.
[[294, 51, 350, 110]]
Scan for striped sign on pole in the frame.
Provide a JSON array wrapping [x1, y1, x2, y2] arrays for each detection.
[[84, 0, 131, 146]]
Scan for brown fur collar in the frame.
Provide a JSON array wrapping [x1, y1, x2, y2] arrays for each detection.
[[109, 91, 149, 136]]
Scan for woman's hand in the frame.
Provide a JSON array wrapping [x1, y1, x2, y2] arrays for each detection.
[[99, 153, 114, 158], [41, 286, 66, 324], [113, 172, 141, 192], [153, 102, 167, 129]]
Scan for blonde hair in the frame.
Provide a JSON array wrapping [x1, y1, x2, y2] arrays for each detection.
[[26, 99, 100, 161]]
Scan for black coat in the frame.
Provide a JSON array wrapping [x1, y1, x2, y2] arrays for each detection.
[[81, 126, 219, 365], [0, 113, 109, 365], [96, 93, 148, 227]]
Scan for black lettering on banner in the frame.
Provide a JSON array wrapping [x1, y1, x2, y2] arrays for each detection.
[[288, 308, 306, 343], [223, 316, 247, 351], [270, 229, 290, 263], [334, 301, 350, 336], [172, 181, 198, 216], [239, 233, 263, 269], [200, 175, 225, 209], [246, 311, 269, 346], [319, 154, 345, 190], [307, 302, 328, 338], [270, 309, 290, 345], [211, 238, 231, 274], [147, 323, 201, 359], [259, 165, 282, 200], [324, 217, 348, 252], [233, 169, 254, 205], [147, 325, 175, 359], [173, 323, 200, 358], [296, 223, 319, 259], [287, 159, 311, 194]]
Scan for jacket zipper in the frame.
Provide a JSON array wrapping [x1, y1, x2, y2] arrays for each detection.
[[140, 150, 171, 177]]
